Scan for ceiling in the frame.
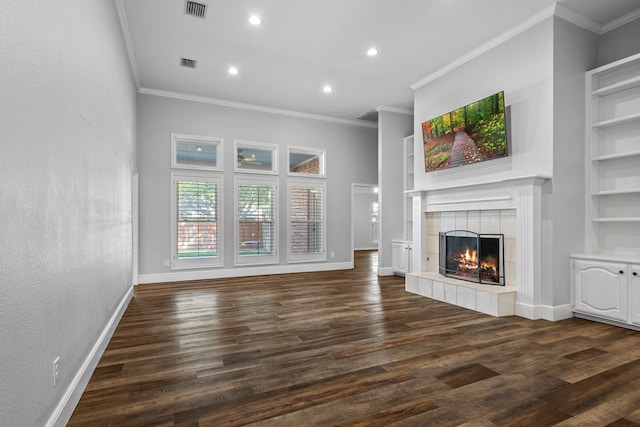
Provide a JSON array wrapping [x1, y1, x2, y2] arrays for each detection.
[[119, 0, 640, 125]]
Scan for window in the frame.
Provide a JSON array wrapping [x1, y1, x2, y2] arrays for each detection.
[[235, 140, 278, 174], [171, 134, 223, 171], [288, 146, 325, 177], [235, 177, 278, 265], [171, 173, 223, 269], [288, 180, 326, 262]]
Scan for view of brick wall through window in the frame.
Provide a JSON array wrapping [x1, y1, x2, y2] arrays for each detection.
[[292, 156, 319, 174]]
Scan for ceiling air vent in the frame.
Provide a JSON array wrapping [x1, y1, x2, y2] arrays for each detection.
[[357, 110, 379, 122], [180, 57, 197, 68], [184, 1, 207, 18]]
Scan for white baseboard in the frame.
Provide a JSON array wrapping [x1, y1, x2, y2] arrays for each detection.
[[515, 302, 574, 321], [46, 286, 134, 427], [377, 267, 395, 276], [138, 261, 354, 284]]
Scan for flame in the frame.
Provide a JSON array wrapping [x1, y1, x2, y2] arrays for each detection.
[[464, 248, 477, 263]]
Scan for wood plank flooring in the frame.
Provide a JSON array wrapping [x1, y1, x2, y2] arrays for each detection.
[[69, 251, 640, 426]]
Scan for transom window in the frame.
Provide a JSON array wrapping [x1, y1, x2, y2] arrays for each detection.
[[171, 133, 223, 171], [288, 146, 326, 177]]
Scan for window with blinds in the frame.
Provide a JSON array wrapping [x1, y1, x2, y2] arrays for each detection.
[[171, 173, 223, 269], [235, 178, 278, 265], [288, 181, 326, 262]]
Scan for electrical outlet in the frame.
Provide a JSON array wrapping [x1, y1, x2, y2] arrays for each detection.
[[330, 251, 335, 258], [163, 259, 170, 267], [53, 356, 60, 387]]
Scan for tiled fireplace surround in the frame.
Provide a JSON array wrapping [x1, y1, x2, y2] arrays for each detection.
[[405, 175, 552, 320]]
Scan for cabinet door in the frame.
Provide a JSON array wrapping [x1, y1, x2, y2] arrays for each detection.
[[574, 260, 628, 321], [392, 242, 408, 274], [629, 264, 640, 325]]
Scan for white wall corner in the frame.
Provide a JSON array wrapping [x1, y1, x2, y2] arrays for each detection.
[[378, 267, 395, 276], [46, 286, 134, 427]]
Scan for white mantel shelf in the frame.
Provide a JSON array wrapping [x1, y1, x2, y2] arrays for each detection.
[[404, 174, 551, 195]]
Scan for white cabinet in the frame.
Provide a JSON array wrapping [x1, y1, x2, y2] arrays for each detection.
[[573, 259, 628, 321], [392, 240, 412, 275], [572, 256, 640, 328], [629, 264, 640, 325], [573, 53, 640, 329]]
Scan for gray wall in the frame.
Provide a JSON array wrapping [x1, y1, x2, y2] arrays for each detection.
[[414, 18, 555, 190], [547, 17, 599, 307], [0, 0, 137, 425], [377, 111, 413, 273], [599, 18, 640, 66], [137, 94, 377, 280]]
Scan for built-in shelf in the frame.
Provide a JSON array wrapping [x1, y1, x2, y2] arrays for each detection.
[[593, 150, 640, 161], [582, 51, 640, 263], [592, 188, 640, 196], [592, 75, 640, 97], [593, 112, 640, 128], [592, 217, 640, 223], [403, 135, 414, 243]]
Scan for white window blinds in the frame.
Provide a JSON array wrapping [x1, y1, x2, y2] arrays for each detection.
[[289, 181, 326, 262], [236, 179, 278, 265]]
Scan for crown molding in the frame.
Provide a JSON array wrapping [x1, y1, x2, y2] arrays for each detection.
[[554, 3, 603, 34], [374, 105, 414, 116], [114, 0, 140, 89], [602, 7, 640, 34], [411, 4, 556, 91], [139, 88, 378, 128]]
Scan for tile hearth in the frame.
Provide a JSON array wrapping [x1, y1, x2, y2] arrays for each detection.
[[405, 272, 516, 317]]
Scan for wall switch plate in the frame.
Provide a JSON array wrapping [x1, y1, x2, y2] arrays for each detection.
[[164, 259, 170, 267], [330, 251, 335, 258]]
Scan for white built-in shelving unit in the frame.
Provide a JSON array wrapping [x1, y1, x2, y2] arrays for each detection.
[[572, 52, 640, 329], [403, 135, 414, 240]]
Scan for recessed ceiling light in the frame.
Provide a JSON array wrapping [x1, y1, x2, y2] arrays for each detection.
[[323, 85, 332, 93], [249, 15, 261, 25], [228, 66, 239, 75], [367, 47, 379, 56]]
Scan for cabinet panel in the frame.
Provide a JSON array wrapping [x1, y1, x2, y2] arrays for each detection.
[[392, 241, 412, 275], [574, 260, 628, 321], [629, 264, 640, 325]]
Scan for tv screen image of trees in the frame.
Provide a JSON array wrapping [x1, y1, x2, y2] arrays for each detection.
[[422, 91, 507, 172]]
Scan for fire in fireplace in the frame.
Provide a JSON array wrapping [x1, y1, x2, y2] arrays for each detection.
[[439, 230, 504, 285]]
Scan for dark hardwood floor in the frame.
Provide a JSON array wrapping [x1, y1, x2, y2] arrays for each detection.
[[69, 251, 640, 426]]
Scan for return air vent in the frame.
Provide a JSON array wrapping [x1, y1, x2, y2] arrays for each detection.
[[180, 57, 197, 68], [184, 1, 207, 18]]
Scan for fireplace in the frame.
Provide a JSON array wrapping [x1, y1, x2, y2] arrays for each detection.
[[439, 230, 504, 285]]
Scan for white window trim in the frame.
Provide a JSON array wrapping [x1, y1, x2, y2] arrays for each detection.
[[171, 133, 223, 171], [287, 146, 326, 178], [287, 179, 327, 263], [234, 140, 279, 175], [234, 176, 279, 266], [171, 171, 223, 269]]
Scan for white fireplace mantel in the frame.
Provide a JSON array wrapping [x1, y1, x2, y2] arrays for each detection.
[[407, 174, 555, 320]]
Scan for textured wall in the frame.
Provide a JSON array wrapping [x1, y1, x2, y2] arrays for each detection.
[[0, 0, 137, 425]]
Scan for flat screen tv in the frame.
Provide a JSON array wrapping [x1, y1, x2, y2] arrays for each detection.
[[422, 91, 507, 172]]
